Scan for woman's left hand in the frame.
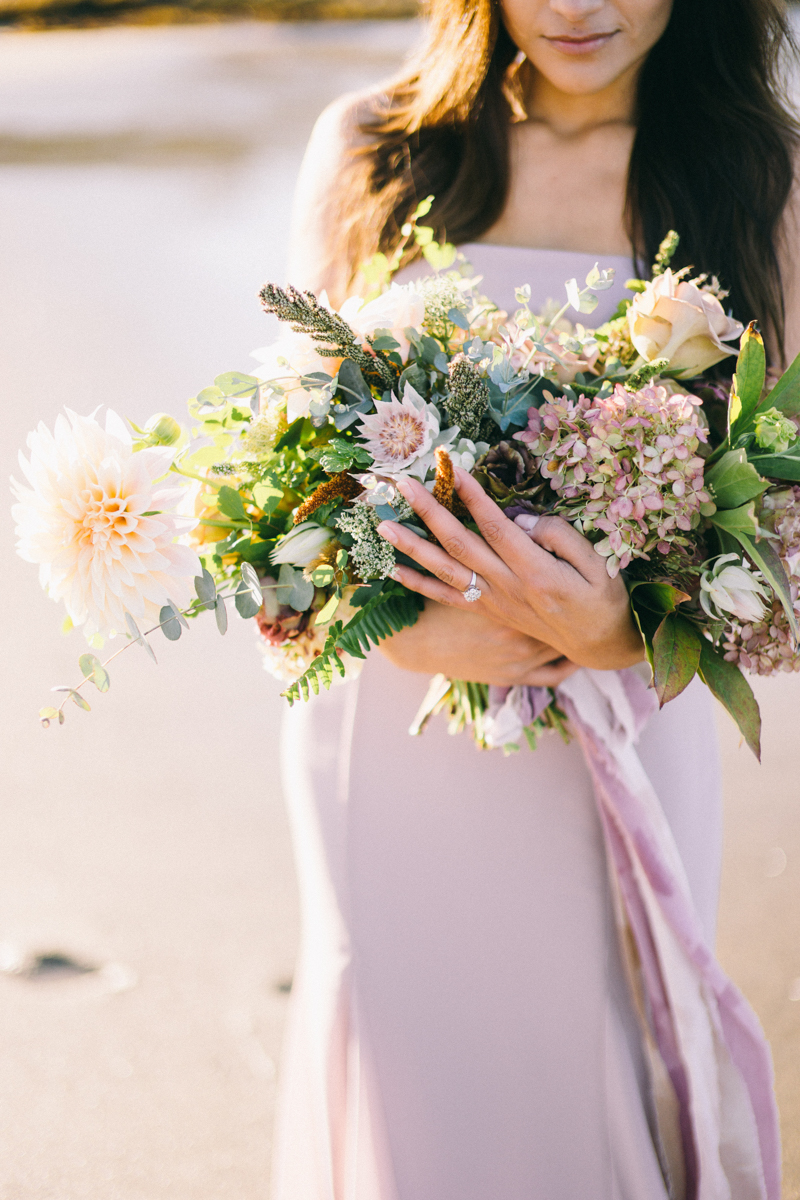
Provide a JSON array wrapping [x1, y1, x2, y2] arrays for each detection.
[[377, 468, 644, 672]]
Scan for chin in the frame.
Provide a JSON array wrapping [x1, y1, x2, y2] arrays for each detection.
[[528, 45, 635, 99]]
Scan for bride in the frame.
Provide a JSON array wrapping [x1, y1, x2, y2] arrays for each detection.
[[273, 1, 799, 1197]]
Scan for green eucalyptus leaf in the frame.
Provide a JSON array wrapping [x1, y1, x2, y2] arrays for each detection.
[[196, 385, 225, 407], [235, 582, 262, 619], [697, 640, 761, 759], [214, 371, 260, 398], [194, 569, 217, 607], [124, 611, 158, 663], [214, 597, 228, 635], [39, 706, 61, 727], [159, 605, 183, 641], [288, 575, 315, 612], [78, 652, 110, 691], [337, 360, 372, 405], [52, 687, 91, 712], [240, 561, 263, 606], [651, 614, 702, 706], [217, 486, 247, 522], [705, 449, 768, 509], [311, 564, 336, 586]]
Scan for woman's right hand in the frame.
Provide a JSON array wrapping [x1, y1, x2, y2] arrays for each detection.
[[378, 600, 579, 688]]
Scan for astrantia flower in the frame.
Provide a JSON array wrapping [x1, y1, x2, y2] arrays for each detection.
[[12, 409, 200, 638], [357, 385, 440, 475], [519, 383, 711, 577], [628, 269, 743, 378], [699, 554, 769, 624]]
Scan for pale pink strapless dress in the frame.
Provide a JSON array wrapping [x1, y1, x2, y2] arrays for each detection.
[[272, 246, 723, 1200]]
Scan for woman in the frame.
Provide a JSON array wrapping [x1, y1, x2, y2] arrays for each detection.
[[275, 3, 799, 1198]]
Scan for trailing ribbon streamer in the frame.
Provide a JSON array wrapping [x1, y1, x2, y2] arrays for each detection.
[[556, 668, 780, 1200]]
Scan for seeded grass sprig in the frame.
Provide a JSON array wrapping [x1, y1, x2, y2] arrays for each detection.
[[259, 284, 397, 390]]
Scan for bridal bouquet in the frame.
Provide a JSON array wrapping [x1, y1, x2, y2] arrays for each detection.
[[14, 208, 800, 758]]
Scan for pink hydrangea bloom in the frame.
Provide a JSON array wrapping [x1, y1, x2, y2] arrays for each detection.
[[516, 383, 710, 577]]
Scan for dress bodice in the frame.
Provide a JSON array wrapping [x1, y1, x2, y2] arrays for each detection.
[[395, 243, 635, 326]]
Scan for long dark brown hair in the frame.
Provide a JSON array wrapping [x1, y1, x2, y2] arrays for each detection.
[[329, 0, 799, 361]]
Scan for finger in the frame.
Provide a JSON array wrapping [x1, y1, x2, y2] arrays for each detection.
[[521, 659, 580, 687], [522, 514, 606, 583], [450, 467, 558, 575], [377, 519, 484, 592], [393, 475, 506, 579], [389, 561, 482, 609]]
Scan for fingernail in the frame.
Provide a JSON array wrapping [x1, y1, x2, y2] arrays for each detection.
[[389, 565, 402, 580], [376, 521, 398, 544], [395, 477, 413, 500], [514, 514, 539, 534]]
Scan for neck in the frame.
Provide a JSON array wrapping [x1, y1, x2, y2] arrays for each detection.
[[526, 66, 639, 137]]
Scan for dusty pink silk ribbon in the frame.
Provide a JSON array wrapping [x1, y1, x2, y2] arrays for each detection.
[[554, 668, 780, 1200]]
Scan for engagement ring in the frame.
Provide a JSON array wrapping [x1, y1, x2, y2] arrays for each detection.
[[462, 571, 482, 603]]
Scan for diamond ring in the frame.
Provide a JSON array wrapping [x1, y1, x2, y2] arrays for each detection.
[[462, 570, 482, 603]]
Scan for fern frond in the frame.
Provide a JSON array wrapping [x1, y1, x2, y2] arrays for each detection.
[[280, 586, 423, 705]]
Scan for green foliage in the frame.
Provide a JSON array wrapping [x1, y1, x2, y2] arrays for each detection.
[[78, 652, 110, 691], [281, 584, 423, 705], [651, 614, 702, 705], [748, 443, 800, 481], [652, 230, 680, 276], [734, 532, 798, 641], [697, 639, 761, 759], [728, 323, 766, 436], [194, 569, 217, 607], [39, 706, 64, 728], [53, 686, 91, 711], [276, 564, 314, 612], [214, 597, 228, 635], [704, 449, 768, 509], [217, 486, 247, 521], [159, 604, 183, 640], [709, 500, 759, 536], [628, 580, 691, 672], [309, 437, 373, 474], [124, 612, 157, 663], [760, 349, 800, 418], [259, 284, 396, 390]]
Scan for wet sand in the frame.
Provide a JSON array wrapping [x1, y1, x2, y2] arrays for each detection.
[[0, 21, 798, 1198]]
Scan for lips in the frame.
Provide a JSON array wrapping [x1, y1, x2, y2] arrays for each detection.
[[543, 31, 619, 56]]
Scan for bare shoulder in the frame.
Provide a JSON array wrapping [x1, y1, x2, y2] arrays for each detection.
[[286, 87, 384, 297]]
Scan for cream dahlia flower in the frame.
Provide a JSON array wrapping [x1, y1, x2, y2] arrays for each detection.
[[12, 408, 201, 638]]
